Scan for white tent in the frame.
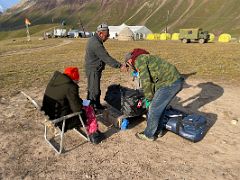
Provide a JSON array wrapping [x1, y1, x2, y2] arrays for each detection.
[[108, 23, 152, 40], [118, 27, 134, 41]]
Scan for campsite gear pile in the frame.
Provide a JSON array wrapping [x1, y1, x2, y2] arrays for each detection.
[[104, 84, 208, 142], [104, 84, 147, 118], [104, 84, 147, 130]]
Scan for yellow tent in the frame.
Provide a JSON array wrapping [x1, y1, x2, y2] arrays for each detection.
[[146, 34, 155, 40], [154, 33, 161, 40], [171, 33, 180, 40], [218, 33, 231, 42], [208, 33, 215, 42], [160, 33, 171, 40]]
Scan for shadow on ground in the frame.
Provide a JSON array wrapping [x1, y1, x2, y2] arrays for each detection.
[[172, 81, 224, 132]]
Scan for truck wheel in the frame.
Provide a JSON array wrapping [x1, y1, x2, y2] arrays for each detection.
[[182, 39, 188, 43], [199, 39, 205, 44]]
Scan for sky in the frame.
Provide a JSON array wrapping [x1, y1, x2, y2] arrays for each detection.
[[0, 0, 20, 10]]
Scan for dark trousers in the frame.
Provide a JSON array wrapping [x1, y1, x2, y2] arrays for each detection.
[[86, 70, 102, 105]]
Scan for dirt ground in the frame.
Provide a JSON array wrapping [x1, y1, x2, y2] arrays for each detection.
[[0, 38, 240, 179], [0, 72, 240, 179]]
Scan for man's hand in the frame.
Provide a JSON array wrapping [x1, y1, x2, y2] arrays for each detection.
[[120, 63, 128, 72], [143, 98, 151, 109], [131, 71, 139, 77]]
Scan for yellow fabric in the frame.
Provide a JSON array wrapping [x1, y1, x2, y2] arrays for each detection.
[[171, 33, 180, 40], [154, 33, 161, 40], [208, 33, 215, 42], [218, 33, 231, 42], [160, 33, 171, 40], [146, 34, 155, 40]]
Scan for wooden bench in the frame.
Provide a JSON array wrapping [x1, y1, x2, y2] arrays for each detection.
[[21, 91, 90, 154]]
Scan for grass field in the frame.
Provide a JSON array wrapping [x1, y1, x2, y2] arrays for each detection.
[[1, 36, 240, 179], [0, 37, 240, 97]]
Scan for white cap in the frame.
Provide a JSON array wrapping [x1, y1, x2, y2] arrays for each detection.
[[96, 23, 109, 32]]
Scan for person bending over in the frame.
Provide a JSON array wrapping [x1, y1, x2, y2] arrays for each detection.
[[125, 49, 184, 141]]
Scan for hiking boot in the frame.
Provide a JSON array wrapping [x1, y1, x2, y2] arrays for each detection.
[[155, 130, 164, 138], [135, 132, 155, 141], [89, 131, 104, 144], [158, 131, 163, 138]]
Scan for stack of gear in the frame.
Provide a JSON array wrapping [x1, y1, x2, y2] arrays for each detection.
[[105, 84, 208, 142]]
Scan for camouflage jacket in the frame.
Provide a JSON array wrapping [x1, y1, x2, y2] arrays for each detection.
[[135, 54, 181, 100]]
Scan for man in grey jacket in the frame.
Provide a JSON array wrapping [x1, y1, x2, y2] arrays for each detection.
[[85, 23, 126, 111]]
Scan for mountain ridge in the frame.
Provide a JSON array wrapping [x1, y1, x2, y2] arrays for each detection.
[[0, 0, 240, 35]]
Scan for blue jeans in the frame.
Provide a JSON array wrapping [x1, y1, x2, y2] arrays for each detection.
[[144, 78, 184, 138]]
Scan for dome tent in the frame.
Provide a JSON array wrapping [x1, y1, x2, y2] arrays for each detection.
[[208, 33, 215, 42], [117, 27, 134, 41], [154, 33, 161, 40], [108, 23, 152, 39], [146, 33, 155, 40], [218, 33, 231, 42], [146, 33, 161, 40], [171, 33, 180, 40], [160, 33, 171, 40]]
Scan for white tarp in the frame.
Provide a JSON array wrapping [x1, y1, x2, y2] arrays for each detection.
[[108, 23, 152, 40]]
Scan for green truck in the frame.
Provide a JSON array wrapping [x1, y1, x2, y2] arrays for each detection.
[[179, 28, 210, 44]]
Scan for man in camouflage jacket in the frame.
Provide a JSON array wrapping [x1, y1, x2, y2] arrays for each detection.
[[125, 48, 184, 141]]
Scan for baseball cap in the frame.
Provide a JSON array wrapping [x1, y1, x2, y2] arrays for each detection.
[[97, 23, 109, 32]]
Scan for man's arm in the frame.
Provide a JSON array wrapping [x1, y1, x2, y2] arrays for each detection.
[[135, 59, 154, 100], [94, 43, 122, 68]]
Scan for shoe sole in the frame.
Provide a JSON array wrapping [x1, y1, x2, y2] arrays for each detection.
[[135, 133, 155, 141]]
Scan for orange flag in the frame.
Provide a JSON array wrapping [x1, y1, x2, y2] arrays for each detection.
[[25, 18, 31, 25]]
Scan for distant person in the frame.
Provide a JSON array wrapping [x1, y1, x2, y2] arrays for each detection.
[[125, 48, 184, 141], [41, 67, 103, 144], [84, 23, 127, 111]]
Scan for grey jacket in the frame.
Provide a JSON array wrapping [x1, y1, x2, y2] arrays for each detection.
[[85, 33, 121, 72]]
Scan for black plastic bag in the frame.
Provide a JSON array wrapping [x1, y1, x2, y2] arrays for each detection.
[[104, 84, 147, 117]]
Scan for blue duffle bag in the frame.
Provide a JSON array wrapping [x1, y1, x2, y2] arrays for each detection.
[[163, 108, 207, 142]]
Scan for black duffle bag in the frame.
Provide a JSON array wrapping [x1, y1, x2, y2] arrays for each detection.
[[104, 84, 147, 117]]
